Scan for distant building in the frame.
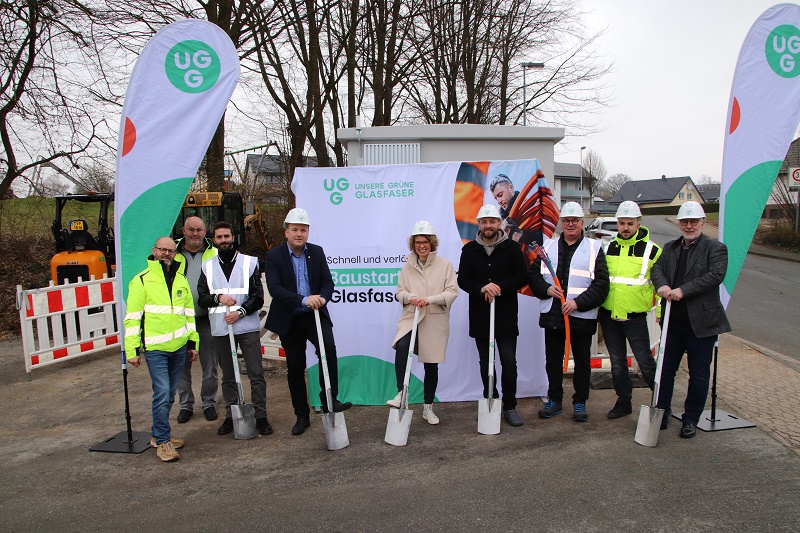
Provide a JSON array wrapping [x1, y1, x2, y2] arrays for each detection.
[[553, 162, 591, 212], [610, 176, 701, 208], [244, 154, 317, 204], [696, 183, 720, 203]]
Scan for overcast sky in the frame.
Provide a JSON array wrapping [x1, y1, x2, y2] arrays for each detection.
[[558, 0, 787, 182]]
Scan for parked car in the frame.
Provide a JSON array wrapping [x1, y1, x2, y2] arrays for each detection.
[[585, 216, 618, 243]]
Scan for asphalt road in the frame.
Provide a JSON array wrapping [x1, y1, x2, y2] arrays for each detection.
[[643, 215, 799, 360]]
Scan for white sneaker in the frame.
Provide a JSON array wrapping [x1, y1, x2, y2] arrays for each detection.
[[386, 391, 402, 408], [423, 404, 439, 425]]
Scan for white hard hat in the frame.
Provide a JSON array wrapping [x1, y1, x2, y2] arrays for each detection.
[[476, 204, 502, 221], [284, 207, 310, 227], [676, 201, 705, 220], [411, 220, 436, 236], [615, 200, 642, 218], [560, 202, 584, 218]]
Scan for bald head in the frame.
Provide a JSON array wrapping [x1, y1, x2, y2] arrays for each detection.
[[182, 216, 207, 252], [153, 236, 177, 266]]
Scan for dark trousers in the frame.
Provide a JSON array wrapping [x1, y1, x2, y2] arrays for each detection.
[[281, 311, 340, 418], [475, 336, 518, 410], [214, 330, 267, 420], [599, 310, 657, 402], [656, 321, 716, 425], [544, 328, 592, 405], [394, 331, 438, 404]]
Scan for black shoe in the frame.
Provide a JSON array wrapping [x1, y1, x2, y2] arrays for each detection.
[[660, 409, 671, 430], [323, 400, 352, 413], [217, 417, 233, 435], [503, 409, 524, 427], [177, 409, 193, 423], [256, 418, 273, 436], [204, 407, 218, 421], [680, 421, 697, 438], [291, 417, 311, 436], [607, 400, 633, 419]]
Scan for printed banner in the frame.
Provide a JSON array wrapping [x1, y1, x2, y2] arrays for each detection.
[[114, 19, 240, 309], [294, 159, 554, 404], [720, 4, 800, 307]]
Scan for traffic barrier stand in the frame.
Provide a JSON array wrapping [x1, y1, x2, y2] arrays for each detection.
[[17, 276, 118, 378]]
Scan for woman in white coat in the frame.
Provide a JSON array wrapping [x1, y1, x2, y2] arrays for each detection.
[[387, 221, 459, 424]]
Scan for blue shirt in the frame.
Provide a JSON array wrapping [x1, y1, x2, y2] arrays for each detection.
[[287, 242, 311, 312]]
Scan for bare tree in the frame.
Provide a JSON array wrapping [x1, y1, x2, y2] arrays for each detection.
[[697, 174, 718, 185], [582, 149, 606, 199], [73, 163, 114, 194], [770, 176, 798, 226], [599, 172, 630, 199], [0, 1, 103, 200]]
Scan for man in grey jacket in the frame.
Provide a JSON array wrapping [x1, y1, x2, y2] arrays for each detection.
[[652, 201, 731, 439]]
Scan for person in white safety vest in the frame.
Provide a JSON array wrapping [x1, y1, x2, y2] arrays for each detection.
[[528, 202, 609, 422], [599, 201, 662, 420], [197, 221, 271, 437]]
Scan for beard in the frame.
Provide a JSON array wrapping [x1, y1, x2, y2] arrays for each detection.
[[217, 241, 234, 251], [481, 227, 498, 240]]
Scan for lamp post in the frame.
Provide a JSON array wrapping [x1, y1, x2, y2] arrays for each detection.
[[580, 146, 586, 210], [521, 62, 545, 126]]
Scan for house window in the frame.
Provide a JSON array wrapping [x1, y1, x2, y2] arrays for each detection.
[[679, 192, 685, 199], [688, 193, 692, 200]]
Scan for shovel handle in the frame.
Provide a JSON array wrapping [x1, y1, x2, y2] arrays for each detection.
[[226, 306, 247, 405], [400, 307, 421, 410], [651, 300, 672, 408], [487, 298, 496, 398], [314, 309, 335, 411]]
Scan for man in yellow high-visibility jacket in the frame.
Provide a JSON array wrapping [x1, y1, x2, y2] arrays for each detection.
[[125, 236, 199, 462], [599, 201, 662, 420]]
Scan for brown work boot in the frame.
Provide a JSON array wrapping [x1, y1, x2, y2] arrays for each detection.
[[150, 436, 184, 449], [156, 441, 180, 462]]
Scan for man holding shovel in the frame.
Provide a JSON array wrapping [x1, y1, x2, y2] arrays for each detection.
[[651, 201, 730, 439], [599, 201, 661, 419], [197, 222, 272, 437], [264, 208, 352, 437], [457, 204, 529, 427], [124, 236, 198, 462]]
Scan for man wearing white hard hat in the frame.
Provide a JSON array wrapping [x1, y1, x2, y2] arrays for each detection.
[[263, 208, 352, 437], [528, 202, 609, 422], [651, 201, 730, 439], [457, 204, 529, 427], [599, 201, 661, 420], [388, 221, 459, 425]]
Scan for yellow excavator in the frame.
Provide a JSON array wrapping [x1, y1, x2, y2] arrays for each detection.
[[51, 191, 271, 285]]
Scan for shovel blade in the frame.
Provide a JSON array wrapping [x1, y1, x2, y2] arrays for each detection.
[[477, 398, 501, 435], [634, 405, 664, 447], [231, 404, 257, 440], [384, 408, 414, 446], [321, 412, 349, 450]]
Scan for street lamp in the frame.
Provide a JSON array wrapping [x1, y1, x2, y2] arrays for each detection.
[[521, 62, 545, 126], [580, 146, 586, 211]]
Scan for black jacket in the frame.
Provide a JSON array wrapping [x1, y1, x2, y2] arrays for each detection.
[[528, 234, 609, 334], [457, 237, 528, 338]]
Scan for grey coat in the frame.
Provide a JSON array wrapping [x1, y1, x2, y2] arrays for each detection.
[[651, 233, 731, 338]]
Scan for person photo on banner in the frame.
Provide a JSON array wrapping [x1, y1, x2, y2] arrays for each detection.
[[387, 221, 459, 425]]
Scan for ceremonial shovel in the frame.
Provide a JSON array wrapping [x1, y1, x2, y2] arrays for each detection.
[[477, 299, 501, 435], [226, 307, 256, 440], [635, 300, 672, 447], [314, 309, 349, 450], [385, 307, 420, 446]]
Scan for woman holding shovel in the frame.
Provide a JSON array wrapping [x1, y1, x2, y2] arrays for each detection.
[[387, 221, 459, 425]]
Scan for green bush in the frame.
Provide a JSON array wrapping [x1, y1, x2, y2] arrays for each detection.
[[756, 222, 800, 251]]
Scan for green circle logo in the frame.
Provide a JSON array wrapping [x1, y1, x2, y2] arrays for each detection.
[[165, 40, 221, 93], [765, 25, 800, 78]]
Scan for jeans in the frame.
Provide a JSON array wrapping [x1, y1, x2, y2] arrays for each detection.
[[475, 337, 518, 410], [177, 315, 218, 411], [214, 330, 267, 419], [281, 312, 341, 417], [656, 321, 716, 425], [394, 331, 438, 404], [544, 328, 592, 405], [599, 310, 657, 402], [144, 346, 187, 445]]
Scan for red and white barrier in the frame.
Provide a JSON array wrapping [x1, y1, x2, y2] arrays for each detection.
[[17, 277, 119, 375]]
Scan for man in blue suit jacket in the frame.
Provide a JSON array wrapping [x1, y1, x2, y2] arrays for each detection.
[[264, 208, 352, 436]]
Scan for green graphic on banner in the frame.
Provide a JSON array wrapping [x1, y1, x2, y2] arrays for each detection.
[[765, 24, 800, 78], [165, 40, 221, 93]]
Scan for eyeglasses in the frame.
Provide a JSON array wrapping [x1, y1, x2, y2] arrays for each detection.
[[414, 241, 430, 247], [154, 247, 177, 255], [562, 218, 583, 226], [679, 219, 701, 227]]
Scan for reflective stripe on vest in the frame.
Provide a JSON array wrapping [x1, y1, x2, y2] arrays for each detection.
[[608, 241, 654, 286], [203, 254, 261, 336], [540, 237, 602, 319]]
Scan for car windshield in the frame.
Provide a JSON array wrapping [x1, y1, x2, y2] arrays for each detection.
[[601, 222, 617, 231]]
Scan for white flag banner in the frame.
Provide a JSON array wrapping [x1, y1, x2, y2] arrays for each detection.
[[114, 19, 240, 304], [294, 160, 550, 405], [720, 3, 800, 307]]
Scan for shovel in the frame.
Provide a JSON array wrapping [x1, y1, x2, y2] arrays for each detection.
[[385, 307, 420, 446], [314, 309, 349, 451], [635, 300, 672, 447], [478, 299, 501, 435], [227, 307, 256, 440]]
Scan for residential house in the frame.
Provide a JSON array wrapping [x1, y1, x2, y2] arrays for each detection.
[[244, 154, 317, 205], [610, 176, 701, 208], [553, 162, 591, 212]]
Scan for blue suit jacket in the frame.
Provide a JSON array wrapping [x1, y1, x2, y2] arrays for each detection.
[[264, 242, 335, 337]]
